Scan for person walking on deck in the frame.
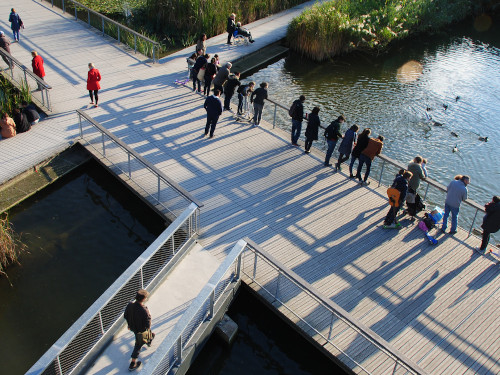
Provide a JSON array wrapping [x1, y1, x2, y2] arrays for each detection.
[[406, 156, 427, 217], [250, 82, 268, 126], [192, 53, 208, 93], [336, 124, 358, 171], [478, 196, 500, 253], [223, 71, 241, 111], [204, 89, 223, 138], [196, 33, 207, 55], [323, 115, 344, 166], [290, 95, 305, 146], [383, 170, 413, 228], [0, 31, 13, 68], [8, 8, 22, 42], [304, 107, 320, 153], [227, 13, 236, 44], [87, 63, 101, 107], [356, 135, 384, 185], [237, 81, 255, 115], [31, 51, 46, 90], [349, 128, 370, 178], [441, 175, 470, 235], [203, 57, 217, 96], [124, 289, 155, 372]]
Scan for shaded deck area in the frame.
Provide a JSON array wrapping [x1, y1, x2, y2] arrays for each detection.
[[1, 0, 499, 374]]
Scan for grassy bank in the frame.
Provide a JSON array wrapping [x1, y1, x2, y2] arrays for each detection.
[[287, 0, 493, 61], [75, 0, 307, 54]]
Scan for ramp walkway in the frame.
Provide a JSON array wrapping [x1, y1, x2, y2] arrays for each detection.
[[1, 1, 499, 374]]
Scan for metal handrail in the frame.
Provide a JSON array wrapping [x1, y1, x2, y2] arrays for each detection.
[[142, 240, 246, 375], [241, 238, 429, 375], [259, 96, 487, 238], [26, 203, 200, 375], [77, 110, 203, 216], [140, 238, 428, 375], [40, 0, 160, 63], [0, 47, 52, 111]]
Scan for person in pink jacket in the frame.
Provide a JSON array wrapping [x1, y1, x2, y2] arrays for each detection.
[[0, 113, 16, 139], [87, 63, 101, 107]]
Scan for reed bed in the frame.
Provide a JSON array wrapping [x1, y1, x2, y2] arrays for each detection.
[[0, 214, 26, 278], [0, 76, 32, 115], [287, 0, 477, 61]]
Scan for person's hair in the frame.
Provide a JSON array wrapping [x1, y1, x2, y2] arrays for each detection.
[[12, 8, 15, 12], [1, 112, 7, 119], [234, 71, 240, 76], [378, 135, 384, 141], [237, 22, 241, 27], [21, 100, 28, 106], [461, 175, 470, 182], [398, 168, 405, 176], [88, 63, 95, 69], [214, 54, 219, 58], [311, 106, 320, 115], [493, 196, 500, 203], [135, 289, 149, 302], [189, 53, 197, 59], [199, 33, 206, 40], [260, 82, 268, 88], [211, 57, 216, 63], [414, 156, 423, 163], [338, 115, 345, 122], [230, 13, 235, 18], [226, 62, 232, 68], [204, 54, 209, 59], [351, 124, 359, 132], [31, 51, 38, 57], [249, 81, 255, 87], [454, 174, 462, 180], [403, 171, 413, 180], [360, 128, 371, 137], [422, 158, 428, 164], [299, 95, 305, 102], [214, 89, 221, 96]]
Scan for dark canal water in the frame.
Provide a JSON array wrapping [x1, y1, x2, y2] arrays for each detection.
[[187, 285, 348, 375], [0, 159, 165, 375], [244, 18, 500, 240]]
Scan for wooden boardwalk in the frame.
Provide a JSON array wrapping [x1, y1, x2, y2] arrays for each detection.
[[1, 1, 499, 374]]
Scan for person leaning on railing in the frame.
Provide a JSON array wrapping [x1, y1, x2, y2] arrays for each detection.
[[441, 175, 470, 235], [0, 31, 13, 68], [478, 196, 500, 253], [250, 82, 268, 126]]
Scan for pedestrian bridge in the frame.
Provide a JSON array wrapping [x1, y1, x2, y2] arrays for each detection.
[[1, 0, 499, 374]]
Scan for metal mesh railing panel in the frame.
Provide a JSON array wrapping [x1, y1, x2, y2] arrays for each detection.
[[58, 315, 102, 374], [40, 361, 59, 375]]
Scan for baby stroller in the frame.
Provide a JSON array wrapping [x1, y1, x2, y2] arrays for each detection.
[[418, 207, 443, 245]]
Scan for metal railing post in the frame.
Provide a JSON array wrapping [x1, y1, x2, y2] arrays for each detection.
[[236, 254, 242, 280], [140, 268, 144, 288], [78, 112, 83, 138], [41, 87, 46, 107], [56, 356, 63, 375], [74, 5, 77, 20], [101, 133, 106, 156], [128, 153, 131, 178], [88, 9, 90, 26], [208, 290, 215, 319], [117, 26, 121, 43], [252, 251, 258, 279], [468, 208, 479, 238], [273, 103, 277, 129], [423, 183, 430, 201], [23, 70, 29, 88], [176, 336, 183, 362], [378, 159, 386, 187], [274, 271, 282, 301], [157, 176, 161, 201], [62, 0, 65, 13], [98, 311, 105, 335], [102, 17, 105, 36], [327, 312, 335, 340], [134, 35, 137, 53]]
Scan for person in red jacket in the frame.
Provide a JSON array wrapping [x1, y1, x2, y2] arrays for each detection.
[[87, 62, 101, 107], [356, 135, 384, 186], [31, 51, 45, 90]]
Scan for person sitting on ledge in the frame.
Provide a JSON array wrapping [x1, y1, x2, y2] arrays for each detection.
[[235, 22, 255, 43]]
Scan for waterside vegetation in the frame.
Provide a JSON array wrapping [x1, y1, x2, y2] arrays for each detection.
[[0, 76, 32, 114], [287, 0, 497, 61], [0, 214, 26, 279]]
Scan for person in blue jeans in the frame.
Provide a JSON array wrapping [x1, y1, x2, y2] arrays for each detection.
[[290, 95, 305, 145], [441, 175, 470, 234], [323, 115, 345, 166], [9, 9, 22, 42]]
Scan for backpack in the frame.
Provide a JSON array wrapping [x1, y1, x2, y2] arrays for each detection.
[[387, 187, 401, 207], [324, 123, 334, 139], [289, 101, 297, 117], [237, 84, 246, 94]]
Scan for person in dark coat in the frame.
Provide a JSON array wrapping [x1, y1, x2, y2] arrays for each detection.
[[290, 95, 305, 146], [226, 13, 236, 44], [250, 82, 268, 126], [192, 53, 208, 93], [323, 115, 344, 166], [87, 63, 101, 107], [13, 108, 30, 133], [349, 128, 371, 178], [304, 106, 320, 153], [383, 171, 413, 228], [21, 101, 40, 125], [223, 72, 240, 111], [204, 89, 223, 138], [124, 289, 155, 372], [213, 62, 231, 93], [203, 57, 217, 96], [9, 8, 22, 42], [237, 81, 255, 115], [336, 124, 358, 171], [0, 31, 13, 68], [479, 196, 500, 252]]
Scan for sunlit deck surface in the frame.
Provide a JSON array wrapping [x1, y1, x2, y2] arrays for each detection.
[[1, 1, 499, 374]]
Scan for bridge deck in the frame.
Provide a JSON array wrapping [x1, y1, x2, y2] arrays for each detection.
[[0, 1, 499, 374]]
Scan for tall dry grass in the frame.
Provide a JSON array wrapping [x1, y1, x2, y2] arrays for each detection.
[[0, 214, 26, 279]]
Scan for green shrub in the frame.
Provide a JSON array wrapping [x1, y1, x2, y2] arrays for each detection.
[[287, 0, 474, 61]]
